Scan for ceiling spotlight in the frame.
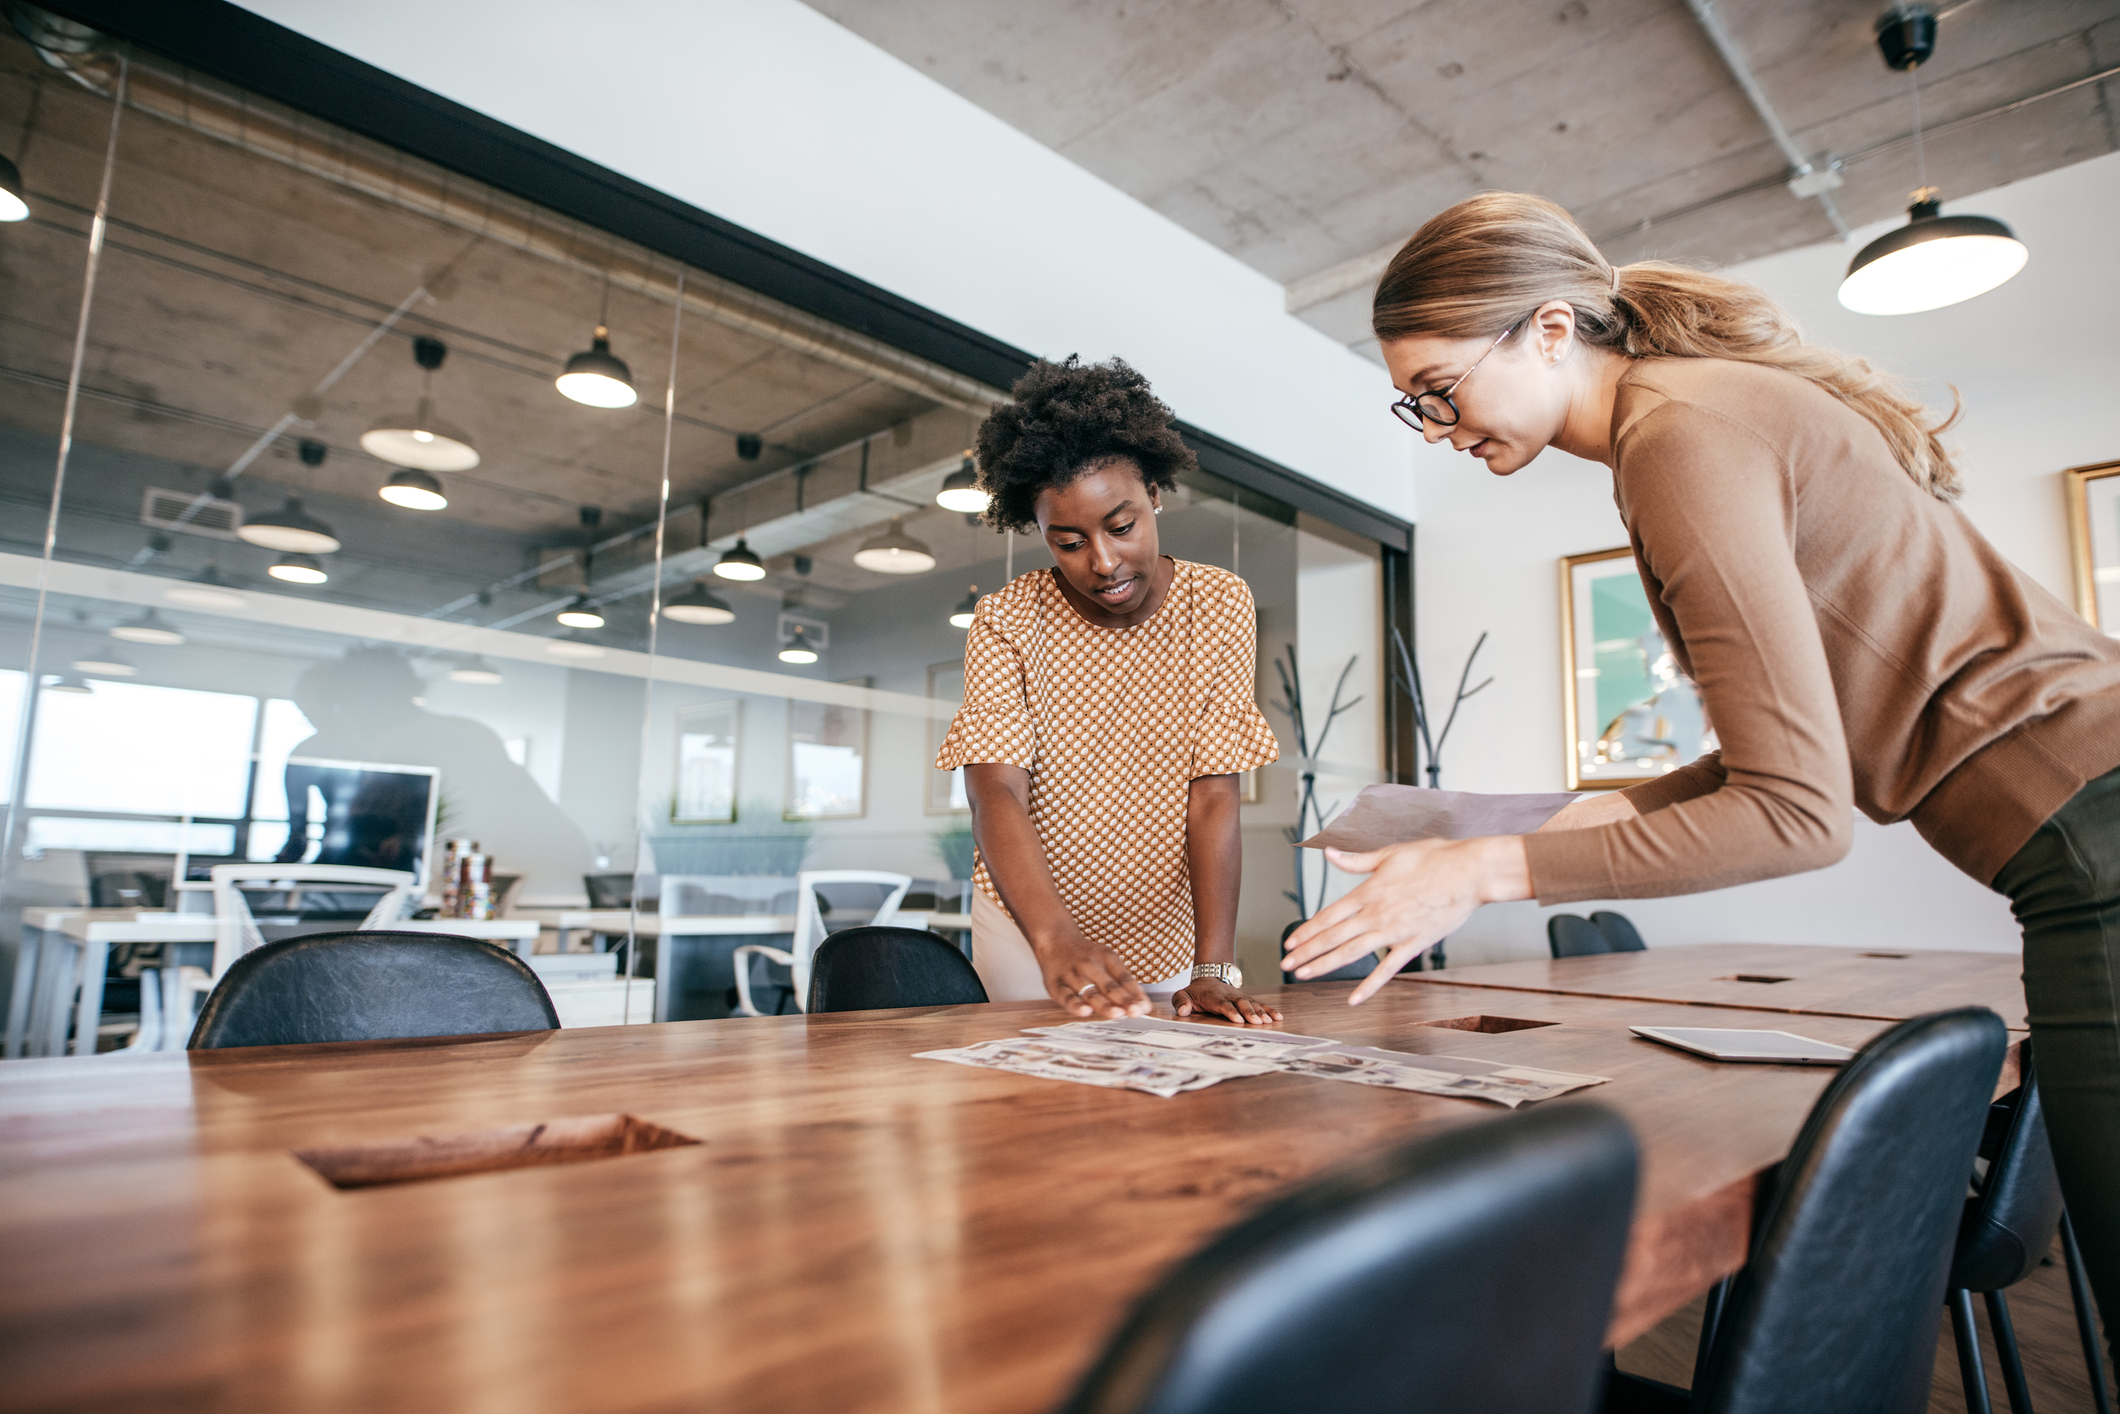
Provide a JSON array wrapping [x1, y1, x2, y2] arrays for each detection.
[[45, 672, 93, 694], [663, 581, 736, 625], [854, 518, 937, 575], [448, 656, 505, 684], [379, 467, 448, 511], [715, 538, 767, 581], [949, 585, 980, 629], [0, 151, 26, 223], [361, 336, 481, 471], [556, 324, 637, 408], [268, 553, 329, 585], [936, 454, 989, 513], [1840, 5, 2026, 316], [111, 610, 185, 646], [237, 494, 341, 554], [556, 596, 606, 629], [73, 654, 135, 677], [778, 625, 819, 664]]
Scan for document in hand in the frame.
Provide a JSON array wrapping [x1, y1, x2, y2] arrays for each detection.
[[1299, 784, 1580, 852], [914, 1034, 1275, 1099]]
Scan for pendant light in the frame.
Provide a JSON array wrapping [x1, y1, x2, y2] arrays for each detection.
[[0, 151, 26, 222], [556, 274, 637, 408], [778, 625, 819, 664], [73, 651, 135, 677], [361, 337, 481, 471], [449, 656, 505, 684], [854, 518, 937, 575], [663, 580, 736, 624], [936, 453, 989, 513], [556, 595, 605, 629], [237, 494, 341, 554], [380, 468, 448, 511], [949, 585, 980, 629], [111, 609, 184, 646], [45, 671, 93, 694], [269, 553, 329, 585], [715, 538, 767, 581], [1840, 6, 2026, 315]]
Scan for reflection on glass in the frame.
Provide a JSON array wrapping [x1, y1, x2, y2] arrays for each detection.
[[786, 682, 868, 820], [673, 701, 739, 825]]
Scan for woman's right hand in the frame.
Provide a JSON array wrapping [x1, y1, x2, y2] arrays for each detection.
[[1036, 934, 1152, 1020]]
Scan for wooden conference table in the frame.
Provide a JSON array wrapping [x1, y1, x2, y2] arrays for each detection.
[[0, 947, 2024, 1414]]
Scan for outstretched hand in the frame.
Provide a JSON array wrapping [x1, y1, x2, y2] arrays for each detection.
[[1281, 836, 1530, 1005]]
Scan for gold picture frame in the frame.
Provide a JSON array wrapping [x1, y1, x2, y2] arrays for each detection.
[[2064, 460, 2120, 633], [1560, 546, 1713, 791]]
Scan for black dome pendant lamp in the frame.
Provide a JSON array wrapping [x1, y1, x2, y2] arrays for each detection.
[[1840, 5, 2027, 315], [556, 272, 638, 408], [0, 151, 27, 223]]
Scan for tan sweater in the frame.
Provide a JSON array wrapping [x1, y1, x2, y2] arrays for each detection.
[[1524, 359, 2120, 903]]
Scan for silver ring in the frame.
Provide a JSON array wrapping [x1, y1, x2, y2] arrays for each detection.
[[1076, 982, 1098, 996]]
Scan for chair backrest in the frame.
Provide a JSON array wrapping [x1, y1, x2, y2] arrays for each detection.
[[582, 872, 636, 909], [1590, 910, 1647, 952], [1060, 1104, 1638, 1414], [806, 926, 989, 1013], [207, 864, 419, 979], [1690, 1007, 2007, 1414], [188, 930, 559, 1050], [1547, 913, 1612, 959], [1951, 1063, 2066, 1293], [790, 870, 911, 999]]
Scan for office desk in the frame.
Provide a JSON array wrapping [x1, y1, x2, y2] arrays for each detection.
[[392, 918, 543, 960], [551, 913, 798, 1021], [0, 982, 2020, 1413], [1403, 942, 2027, 1028], [46, 915, 220, 1057]]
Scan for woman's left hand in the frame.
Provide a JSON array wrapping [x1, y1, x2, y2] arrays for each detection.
[[1282, 836, 1531, 1005], [1172, 977, 1284, 1026]]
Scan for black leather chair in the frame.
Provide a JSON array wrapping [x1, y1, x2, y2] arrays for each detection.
[[1591, 910, 1648, 952], [1606, 1007, 2008, 1414], [1549, 913, 1613, 959], [1946, 1064, 2112, 1414], [189, 930, 559, 1049], [1060, 1104, 1639, 1414], [806, 926, 988, 1012]]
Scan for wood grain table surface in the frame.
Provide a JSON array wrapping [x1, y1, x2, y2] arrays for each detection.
[[0, 979, 2021, 1414], [1403, 942, 2027, 1028]]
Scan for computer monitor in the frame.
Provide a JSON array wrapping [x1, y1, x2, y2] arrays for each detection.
[[276, 756, 440, 886]]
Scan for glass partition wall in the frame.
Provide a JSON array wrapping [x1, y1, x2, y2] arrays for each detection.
[[0, 20, 1393, 1050]]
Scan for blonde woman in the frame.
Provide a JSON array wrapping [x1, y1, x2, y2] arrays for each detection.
[[1282, 193, 2120, 1333]]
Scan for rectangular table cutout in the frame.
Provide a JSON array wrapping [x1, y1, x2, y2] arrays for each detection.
[[1719, 975, 1793, 984], [1413, 1015, 1559, 1034], [294, 1114, 699, 1190]]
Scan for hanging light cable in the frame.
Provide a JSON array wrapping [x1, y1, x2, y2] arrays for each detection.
[[1840, 6, 2027, 315]]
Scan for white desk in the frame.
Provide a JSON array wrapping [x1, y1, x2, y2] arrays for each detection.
[[550, 913, 798, 1022], [52, 915, 218, 1058], [391, 918, 542, 960]]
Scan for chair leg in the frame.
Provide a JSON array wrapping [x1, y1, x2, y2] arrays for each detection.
[[1951, 1288, 1995, 1414], [2063, 1212, 2117, 1414], [1693, 1274, 1732, 1384], [1983, 1289, 2035, 1414]]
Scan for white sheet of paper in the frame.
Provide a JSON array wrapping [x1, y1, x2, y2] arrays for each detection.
[[915, 1035, 1274, 1099], [1299, 784, 1580, 852], [1271, 1045, 1608, 1108], [1026, 1016, 1339, 1065]]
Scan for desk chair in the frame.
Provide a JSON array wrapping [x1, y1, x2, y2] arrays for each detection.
[[1946, 1064, 2113, 1414], [1279, 920, 1379, 982], [1059, 1104, 1638, 1414], [1591, 910, 1648, 952], [730, 870, 910, 1017], [1605, 1007, 2008, 1414], [806, 927, 987, 1013], [1548, 913, 1613, 959], [188, 930, 557, 1049]]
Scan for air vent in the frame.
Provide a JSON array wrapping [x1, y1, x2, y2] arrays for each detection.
[[777, 611, 829, 649], [141, 487, 244, 540]]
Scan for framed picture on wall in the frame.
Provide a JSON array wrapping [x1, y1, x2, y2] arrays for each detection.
[[2065, 460, 2120, 635], [671, 700, 740, 824], [786, 679, 869, 820], [926, 661, 969, 815], [1560, 547, 1716, 791]]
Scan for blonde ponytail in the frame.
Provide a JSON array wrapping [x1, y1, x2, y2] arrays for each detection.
[[1372, 193, 1963, 499]]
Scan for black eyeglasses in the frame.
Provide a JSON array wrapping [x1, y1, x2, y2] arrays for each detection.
[[1389, 322, 1520, 430]]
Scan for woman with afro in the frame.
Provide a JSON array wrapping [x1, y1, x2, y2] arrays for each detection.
[[935, 357, 1284, 1024]]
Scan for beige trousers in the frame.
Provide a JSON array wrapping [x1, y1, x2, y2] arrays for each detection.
[[969, 889, 1190, 1002]]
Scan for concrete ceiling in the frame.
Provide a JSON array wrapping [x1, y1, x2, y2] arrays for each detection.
[[807, 0, 2120, 358]]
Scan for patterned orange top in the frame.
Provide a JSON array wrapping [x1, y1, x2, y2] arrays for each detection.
[[936, 558, 1279, 983]]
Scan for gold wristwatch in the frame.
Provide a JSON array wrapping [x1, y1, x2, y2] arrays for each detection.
[[1191, 962, 1242, 987]]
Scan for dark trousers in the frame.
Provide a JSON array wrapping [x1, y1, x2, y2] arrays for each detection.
[[1994, 763, 2120, 1356]]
